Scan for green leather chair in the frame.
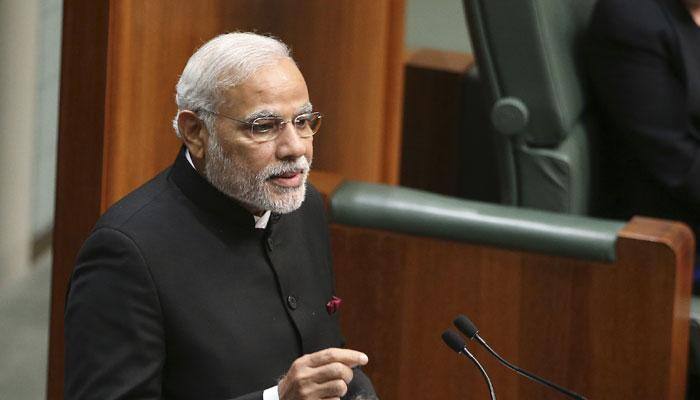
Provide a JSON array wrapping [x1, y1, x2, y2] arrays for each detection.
[[330, 181, 624, 262], [463, 0, 598, 214]]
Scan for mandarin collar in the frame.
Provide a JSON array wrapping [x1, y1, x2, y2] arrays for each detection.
[[168, 146, 262, 229]]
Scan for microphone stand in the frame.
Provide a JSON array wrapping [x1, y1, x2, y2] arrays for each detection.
[[454, 314, 587, 400], [459, 345, 496, 400], [474, 335, 586, 400], [443, 330, 496, 400]]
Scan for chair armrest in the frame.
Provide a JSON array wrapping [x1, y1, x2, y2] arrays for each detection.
[[330, 181, 625, 261]]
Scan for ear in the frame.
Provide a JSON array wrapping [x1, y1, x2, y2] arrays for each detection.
[[177, 110, 209, 159]]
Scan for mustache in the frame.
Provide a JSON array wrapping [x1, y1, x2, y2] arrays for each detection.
[[260, 156, 311, 179]]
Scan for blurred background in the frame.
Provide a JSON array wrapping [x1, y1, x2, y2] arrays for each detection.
[[0, 0, 61, 397]]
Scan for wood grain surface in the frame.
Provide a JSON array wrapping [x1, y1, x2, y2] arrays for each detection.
[[331, 217, 693, 399], [400, 49, 500, 202], [400, 50, 474, 197], [47, 1, 111, 397]]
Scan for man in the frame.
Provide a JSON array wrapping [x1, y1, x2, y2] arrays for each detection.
[[64, 32, 377, 400], [587, 0, 700, 280], [587, 0, 700, 395]]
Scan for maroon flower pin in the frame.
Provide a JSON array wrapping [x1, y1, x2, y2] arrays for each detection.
[[326, 295, 342, 315]]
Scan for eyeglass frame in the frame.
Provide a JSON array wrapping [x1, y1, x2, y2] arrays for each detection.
[[196, 108, 323, 143]]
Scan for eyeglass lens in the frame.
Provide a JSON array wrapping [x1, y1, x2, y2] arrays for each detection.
[[250, 112, 322, 140]]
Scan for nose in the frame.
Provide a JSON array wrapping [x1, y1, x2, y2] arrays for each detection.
[[275, 122, 308, 160]]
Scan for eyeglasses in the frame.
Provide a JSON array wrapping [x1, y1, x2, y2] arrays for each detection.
[[198, 108, 323, 143]]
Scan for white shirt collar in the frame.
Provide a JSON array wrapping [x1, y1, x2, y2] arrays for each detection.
[[185, 149, 271, 229], [185, 148, 196, 169], [254, 210, 272, 229]]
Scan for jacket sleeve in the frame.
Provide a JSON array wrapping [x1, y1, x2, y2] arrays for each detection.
[[64, 227, 166, 399], [587, 0, 700, 208], [65, 229, 277, 400]]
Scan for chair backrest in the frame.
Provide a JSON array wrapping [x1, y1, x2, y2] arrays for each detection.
[[464, 0, 598, 213]]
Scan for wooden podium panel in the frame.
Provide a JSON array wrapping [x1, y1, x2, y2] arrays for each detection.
[[331, 217, 692, 399], [49, 1, 405, 398], [400, 49, 500, 202]]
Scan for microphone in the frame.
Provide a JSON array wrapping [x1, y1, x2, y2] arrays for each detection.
[[441, 330, 496, 400], [453, 315, 587, 400]]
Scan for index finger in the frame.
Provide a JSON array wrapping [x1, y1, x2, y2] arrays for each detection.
[[307, 348, 369, 368]]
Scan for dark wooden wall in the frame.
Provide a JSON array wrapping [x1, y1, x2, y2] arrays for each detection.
[[48, 1, 110, 397], [400, 49, 500, 202]]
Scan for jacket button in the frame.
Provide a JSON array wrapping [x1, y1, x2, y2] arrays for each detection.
[[287, 295, 298, 310], [266, 237, 274, 251]]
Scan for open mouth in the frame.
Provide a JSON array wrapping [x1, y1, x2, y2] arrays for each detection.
[[268, 169, 305, 187]]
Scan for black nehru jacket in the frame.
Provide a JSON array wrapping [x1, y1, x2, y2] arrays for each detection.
[[64, 148, 375, 400], [588, 0, 700, 235]]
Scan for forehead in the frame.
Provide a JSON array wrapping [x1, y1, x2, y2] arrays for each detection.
[[221, 58, 310, 116]]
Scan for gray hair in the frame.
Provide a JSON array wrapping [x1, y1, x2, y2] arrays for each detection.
[[172, 32, 292, 138]]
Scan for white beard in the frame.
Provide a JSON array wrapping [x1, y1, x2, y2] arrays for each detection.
[[204, 132, 310, 214]]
